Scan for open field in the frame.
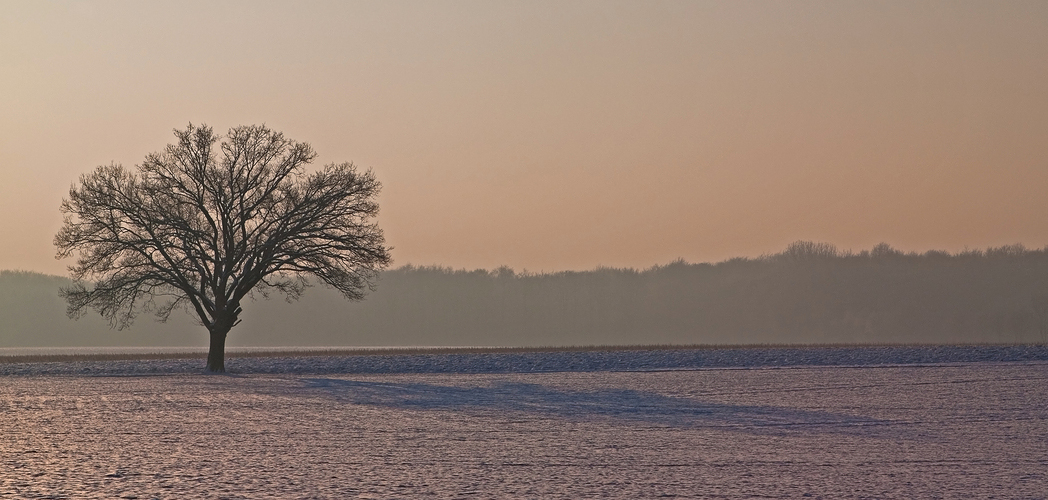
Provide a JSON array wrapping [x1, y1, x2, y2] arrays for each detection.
[[2, 342, 1047, 364], [1, 344, 1046, 376], [2, 357, 1046, 499]]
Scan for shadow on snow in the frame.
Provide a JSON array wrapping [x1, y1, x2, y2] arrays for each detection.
[[300, 378, 901, 437]]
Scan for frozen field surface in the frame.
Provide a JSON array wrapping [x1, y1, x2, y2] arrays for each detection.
[[1, 350, 1047, 498], [2, 344, 1047, 376]]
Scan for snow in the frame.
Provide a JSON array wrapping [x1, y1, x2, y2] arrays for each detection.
[[2, 346, 1046, 498], [0, 344, 1046, 376]]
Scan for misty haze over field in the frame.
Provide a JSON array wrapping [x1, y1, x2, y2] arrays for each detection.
[[3, 242, 1046, 349], [3, 2, 1048, 351]]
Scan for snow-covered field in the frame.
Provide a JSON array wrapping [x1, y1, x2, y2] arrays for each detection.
[[2, 346, 1047, 498], [2, 344, 1047, 376]]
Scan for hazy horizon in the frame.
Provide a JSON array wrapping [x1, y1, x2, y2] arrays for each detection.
[[4, 241, 1046, 349], [9, 240, 1048, 277], [3, 1, 1047, 275]]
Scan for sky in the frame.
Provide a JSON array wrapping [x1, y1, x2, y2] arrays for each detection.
[[2, 0, 1047, 275]]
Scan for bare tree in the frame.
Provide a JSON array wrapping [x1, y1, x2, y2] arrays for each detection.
[[54, 124, 392, 371]]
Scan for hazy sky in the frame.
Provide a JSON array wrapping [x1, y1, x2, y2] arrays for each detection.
[[2, 1, 1047, 275]]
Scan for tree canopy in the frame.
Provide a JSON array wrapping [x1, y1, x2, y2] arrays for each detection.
[[55, 124, 392, 371]]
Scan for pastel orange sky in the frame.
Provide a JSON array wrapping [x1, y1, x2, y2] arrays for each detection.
[[2, 1, 1047, 275]]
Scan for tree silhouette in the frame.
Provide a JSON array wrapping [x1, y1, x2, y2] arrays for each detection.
[[55, 124, 392, 371]]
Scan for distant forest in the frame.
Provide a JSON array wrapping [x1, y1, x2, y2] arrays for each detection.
[[2, 242, 1047, 347]]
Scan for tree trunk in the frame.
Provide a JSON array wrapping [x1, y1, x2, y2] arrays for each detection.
[[206, 327, 228, 372], [205, 306, 241, 373]]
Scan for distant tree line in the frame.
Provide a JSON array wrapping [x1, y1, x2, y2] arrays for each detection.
[[3, 241, 1048, 347], [0, 270, 197, 347], [281, 241, 1045, 346]]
